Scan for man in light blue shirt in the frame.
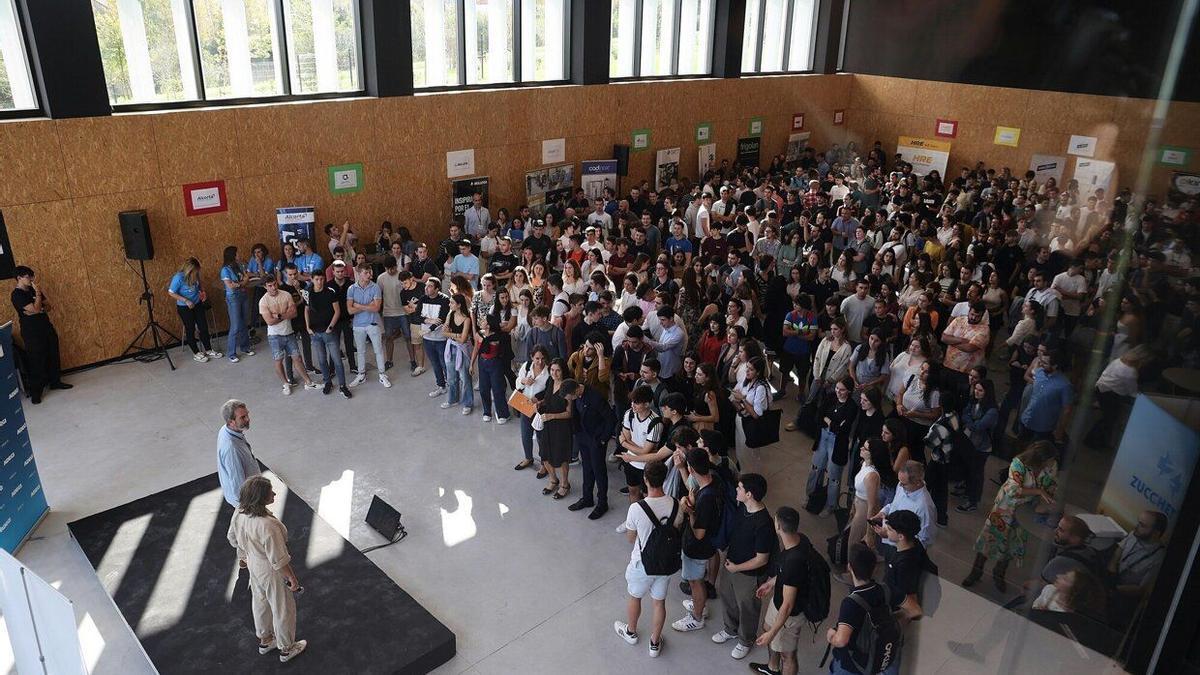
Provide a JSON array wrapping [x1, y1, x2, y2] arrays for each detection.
[[646, 307, 685, 380], [463, 192, 491, 239], [448, 240, 481, 288], [293, 238, 324, 280], [874, 460, 937, 551], [346, 264, 391, 389], [217, 399, 259, 507], [830, 206, 860, 250]]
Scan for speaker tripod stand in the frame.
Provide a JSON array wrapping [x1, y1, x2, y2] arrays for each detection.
[[122, 259, 179, 370]]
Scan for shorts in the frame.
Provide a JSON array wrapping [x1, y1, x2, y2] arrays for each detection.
[[623, 463, 645, 488], [681, 554, 708, 581], [764, 600, 804, 653], [384, 315, 410, 338], [268, 333, 300, 360], [625, 559, 670, 600], [409, 320, 426, 345]]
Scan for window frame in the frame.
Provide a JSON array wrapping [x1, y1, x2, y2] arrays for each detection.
[[413, 0, 571, 92], [0, 0, 40, 119], [608, 0, 716, 82], [741, 0, 819, 77], [109, 0, 365, 113]]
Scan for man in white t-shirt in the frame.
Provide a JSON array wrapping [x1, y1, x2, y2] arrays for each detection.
[[617, 385, 667, 502], [695, 193, 713, 239], [1025, 271, 1060, 329], [588, 198, 614, 233], [614, 460, 683, 658], [1051, 259, 1088, 338]]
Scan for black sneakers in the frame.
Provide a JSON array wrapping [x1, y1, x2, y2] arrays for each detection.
[[749, 663, 781, 675], [340, 386, 353, 399]]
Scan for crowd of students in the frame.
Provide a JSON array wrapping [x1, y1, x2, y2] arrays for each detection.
[[157, 137, 1199, 671]]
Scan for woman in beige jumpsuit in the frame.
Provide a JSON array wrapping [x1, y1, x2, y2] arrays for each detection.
[[226, 476, 308, 663]]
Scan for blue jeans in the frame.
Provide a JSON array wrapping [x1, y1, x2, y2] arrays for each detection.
[[808, 428, 845, 511], [225, 293, 249, 357], [422, 339, 447, 387], [311, 331, 346, 386], [520, 414, 536, 460], [478, 357, 509, 417], [445, 342, 474, 408]]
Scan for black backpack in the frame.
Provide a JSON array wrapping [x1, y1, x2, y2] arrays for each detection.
[[800, 536, 832, 626], [708, 474, 738, 552], [637, 500, 683, 575], [848, 586, 902, 674], [930, 414, 973, 464]]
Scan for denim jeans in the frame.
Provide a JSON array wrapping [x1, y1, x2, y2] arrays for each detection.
[[576, 432, 608, 506], [477, 357, 509, 417], [311, 331, 346, 386], [422, 339, 448, 387], [225, 293, 250, 357], [808, 428, 845, 511], [353, 323, 386, 374], [445, 341, 474, 408], [519, 414, 536, 460], [333, 321, 357, 372]]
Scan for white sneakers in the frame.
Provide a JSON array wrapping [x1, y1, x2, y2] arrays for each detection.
[[257, 636, 275, 655], [281, 383, 292, 396], [193, 352, 209, 363], [379, 374, 392, 388], [711, 629, 736, 643], [671, 612, 705, 632], [439, 401, 453, 409], [649, 638, 662, 658], [349, 373, 367, 388], [482, 414, 492, 422], [205, 350, 223, 359], [303, 382, 321, 391], [278, 639, 308, 663], [461, 407, 472, 415], [412, 366, 426, 377], [614, 621, 638, 645], [682, 598, 709, 618], [428, 386, 447, 397], [731, 643, 751, 659], [496, 417, 509, 425]]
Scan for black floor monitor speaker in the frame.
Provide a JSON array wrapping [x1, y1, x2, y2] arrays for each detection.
[[365, 495, 405, 541], [119, 210, 153, 260], [613, 144, 630, 176]]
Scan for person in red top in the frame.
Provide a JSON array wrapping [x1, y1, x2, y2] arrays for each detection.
[[696, 316, 725, 365]]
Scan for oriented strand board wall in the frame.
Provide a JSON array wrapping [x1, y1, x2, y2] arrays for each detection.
[[844, 74, 1200, 195], [0, 74, 853, 368]]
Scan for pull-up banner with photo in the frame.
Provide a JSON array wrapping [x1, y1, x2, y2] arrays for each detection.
[[0, 323, 49, 553], [737, 137, 761, 168], [896, 136, 950, 177], [452, 176, 490, 219], [525, 165, 574, 216], [655, 147, 680, 191], [1073, 158, 1115, 196], [1167, 172, 1200, 209], [276, 207, 316, 249], [698, 144, 717, 177], [786, 131, 811, 164], [581, 160, 618, 200], [1029, 155, 1066, 184]]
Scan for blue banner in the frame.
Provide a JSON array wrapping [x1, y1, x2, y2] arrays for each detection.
[[0, 323, 49, 553]]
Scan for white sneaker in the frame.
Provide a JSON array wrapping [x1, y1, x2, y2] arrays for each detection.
[[278, 639, 307, 663], [731, 643, 750, 659], [244, 350, 256, 357], [412, 366, 426, 377], [379, 374, 392, 388], [349, 373, 366, 388], [281, 383, 292, 396], [712, 629, 737, 644], [615, 523, 628, 534], [648, 637, 663, 658], [257, 636, 276, 655], [193, 352, 209, 363], [428, 386, 446, 397], [496, 417, 509, 425], [461, 407, 472, 415], [671, 613, 705, 632], [303, 382, 320, 390], [614, 621, 638, 645], [482, 414, 491, 422], [205, 350, 223, 359], [439, 401, 453, 409], [228, 356, 240, 363], [682, 598, 710, 618]]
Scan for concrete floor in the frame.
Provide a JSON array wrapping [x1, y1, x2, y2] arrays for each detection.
[[0, 345, 1125, 674]]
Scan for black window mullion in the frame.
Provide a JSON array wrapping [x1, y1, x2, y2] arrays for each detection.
[[670, 0, 682, 75], [780, 0, 793, 71], [514, 0, 522, 82], [632, 0, 643, 76], [275, 0, 291, 95], [754, 0, 766, 72], [457, 0, 468, 86], [186, 1, 207, 101]]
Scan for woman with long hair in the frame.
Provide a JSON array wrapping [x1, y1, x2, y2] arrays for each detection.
[[168, 258, 222, 362], [964, 440, 1058, 592], [510, 265, 532, 297], [493, 287, 519, 389], [731, 356, 771, 460], [897, 270, 925, 308], [777, 229, 804, 281], [895, 360, 942, 463], [514, 345, 550, 470], [717, 325, 745, 388], [582, 247, 606, 278], [619, 273, 639, 311], [696, 316, 725, 366], [807, 376, 858, 516], [226, 476, 308, 662], [562, 259, 586, 295], [848, 437, 898, 555], [472, 314, 511, 424], [440, 293, 475, 415], [847, 387, 885, 478], [1005, 300, 1044, 349], [849, 329, 891, 398], [832, 250, 857, 293], [536, 359, 574, 499], [513, 289, 535, 365], [220, 246, 253, 362], [726, 297, 749, 332], [958, 378, 998, 513]]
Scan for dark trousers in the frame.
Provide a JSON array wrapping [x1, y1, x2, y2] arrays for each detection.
[[926, 459, 950, 526], [963, 450, 988, 505], [944, 368, 970, 403], [776, 350, 812, 395], [995, 376, 1026, 457], [478, 357, 510, 418], [22, 323, 62, 396], [175, 304, 212, 354], [576, 432, 609, 506], [333, 320, 357, 372]]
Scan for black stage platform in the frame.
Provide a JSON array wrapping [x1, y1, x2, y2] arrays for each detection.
[[68, 472, 456, 674]]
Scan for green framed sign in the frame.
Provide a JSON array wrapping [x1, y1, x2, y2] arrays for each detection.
[[748, 117, 763, 137], [328, 163, 364, 194], [1159, 146, 1192, 167], [695, 122, 712, 144], [632, 129, 651, 151]]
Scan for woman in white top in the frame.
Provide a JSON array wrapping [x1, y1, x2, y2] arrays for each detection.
[[732, 357, 770, 465], [619, 274, 639, 312], [896, 271, 925, 309], [1005, 300, 1044, 349], [581, 248, 607, 278], [831, 251, 858, 294], [847, 438, 896, 563], [887, 335, 931, 402], [514, 345, 550, 470], [509, 266, 532, 299], [811, 318, 854, 388], [726, 298, 750, 333], [562, 260, 587, 295]]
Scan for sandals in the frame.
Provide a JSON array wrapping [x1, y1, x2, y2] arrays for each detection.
[[514, 459, 534, 471], [553, 483, 571, 500], [542, 480, 560, 495]]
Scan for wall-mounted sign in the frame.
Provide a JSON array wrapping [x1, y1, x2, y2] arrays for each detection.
[[791, 112, 805, 130], [1029, 154, 1066, 184], [328, 163, 363, 194], [631, 129, 651, 151], [896, 136, 950, 177], [748, 117, 763, 137], [446, 149, 476, 178], [182, 180, 227, 216], [452, 176, 489, 218], [695, 122, 712, 144], [833, 110, 845, 125], [1068, 134, 1097, 157], [1159, 146, 1192, 167], [542, 138, 566, 165], [737, 137, 761, 167], [993, 126, 1021, 147], [935, 118, 958, 138]]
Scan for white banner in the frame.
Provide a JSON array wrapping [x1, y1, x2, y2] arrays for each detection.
[[0, 549, 89, 675], [580, 160, 619, 201], [698, 143, 717, 176], [655, 147, 681, 191], [896, 136, 950, 177], [446, 149, 476, 178], [1068, 135, 1098, 157], [1073, 157, 1116, 196], [1029, 154, 1066, 184], [541, 138, 565, 165]]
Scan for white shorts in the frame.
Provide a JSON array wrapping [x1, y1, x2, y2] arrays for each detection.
[[625, 559, 670, 600]]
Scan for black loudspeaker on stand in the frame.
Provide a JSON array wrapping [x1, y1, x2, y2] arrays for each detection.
[[119, 210, 178, 370]]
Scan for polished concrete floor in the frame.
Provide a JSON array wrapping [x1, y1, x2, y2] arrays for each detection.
[[2, 345, 1124, 674]]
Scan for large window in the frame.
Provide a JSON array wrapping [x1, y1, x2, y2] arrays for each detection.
[[92, 0, 361, 107], [742, 0, 817, 73], [0, 0, 37, 112], [412, 0, 568, 89], [610, 0, 714, 78]]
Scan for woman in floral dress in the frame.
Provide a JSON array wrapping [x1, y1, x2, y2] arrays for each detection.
[[962, 440, 1058, 592]]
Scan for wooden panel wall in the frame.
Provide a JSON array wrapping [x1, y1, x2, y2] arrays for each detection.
[[845, 74, 1200, 196], [0, 74, 853, 368]]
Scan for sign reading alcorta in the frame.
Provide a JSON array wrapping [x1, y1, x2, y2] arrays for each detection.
[[896, 136, 951, 177]]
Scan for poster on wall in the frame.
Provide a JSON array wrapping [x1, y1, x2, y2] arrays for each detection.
[[446, 149, 476, 178], [698, 144, 717, 177], [1166, 172, 1200, 210], [452, 176, 490, 219], [525, 165, 574, 215], [0, 324, 49, 554], [786, 132, 812, 163], [655, 147, 681, 190], [896, 136, 950, 177], [1068, 135, 1098, 157], [737, 137, 761, 168], [1098, 395, 1199, 531], [1159, 146, 1192, 167], [276, 207, 316, 250], [993, 126, 1021, 147], [328, 163, 363, 194], [542, 138, 566, 164], [581, 160, 618, 200], [1029, 154, 1066, 184], [1073, 158, 1115, 196], [182, 180, 228, 216]]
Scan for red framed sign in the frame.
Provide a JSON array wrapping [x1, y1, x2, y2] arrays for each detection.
[[791, 112, 805, 130], [182, 180, 228, 216], [935, 118, 958, 138]]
